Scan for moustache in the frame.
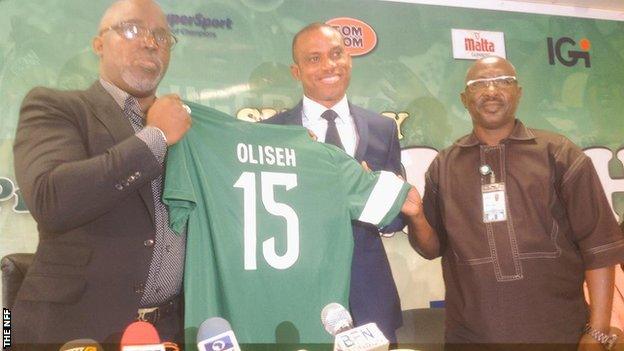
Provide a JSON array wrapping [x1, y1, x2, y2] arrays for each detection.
[[135, 55, 163, 69], [479, 95, 504, 104]]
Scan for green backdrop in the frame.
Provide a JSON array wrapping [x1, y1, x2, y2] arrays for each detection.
[[1, 0, 623, 309]]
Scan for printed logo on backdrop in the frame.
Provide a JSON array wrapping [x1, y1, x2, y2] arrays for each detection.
[[167, 13, 233, 39], [451, 29, 506, 60], [0, 177, 28, 213], [547, 37, 591, 68], [325, 17, 377, 56]]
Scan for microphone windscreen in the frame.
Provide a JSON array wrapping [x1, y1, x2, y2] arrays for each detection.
[[321, 302, 353, 336], [196, 317, 233, 342], [196, 317, 241, 351], [58, 338, 103, 351], [120, 321, 161, 346]]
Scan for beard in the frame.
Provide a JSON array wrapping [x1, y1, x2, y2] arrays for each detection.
[[121, 56, 165, 93]]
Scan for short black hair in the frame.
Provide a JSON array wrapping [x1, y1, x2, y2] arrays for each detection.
[[291, 22, 341, 63]]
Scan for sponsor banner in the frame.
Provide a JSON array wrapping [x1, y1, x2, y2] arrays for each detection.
[[326, 17, 377, 57], [167, 13, 233, 39], [451, 28, 506, 60], [547, 37, 591, 68]]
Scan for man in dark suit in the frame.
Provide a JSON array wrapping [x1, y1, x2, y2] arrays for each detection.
[[12, 0, 191, 347], [264, 23, 404, 342]]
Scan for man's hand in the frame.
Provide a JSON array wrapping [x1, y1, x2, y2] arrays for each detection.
[[612, 327, 624, 351], [579, 327, 623, 351], [146, 94, 192, 145], [583, 266, 617, 351], [578, 333, 606, 351], [400, 186, 441, 259], [361, 161, 371, 173], [401, 186, 423, 218], [306, 128, 318, 141]]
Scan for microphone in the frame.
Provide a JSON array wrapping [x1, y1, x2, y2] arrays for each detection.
[[321, 303, 389, 351], [120, 321, 165, 351], [321, 303, 353, 336], [196, 317, 241, 351], [58, 339, 103, 351]]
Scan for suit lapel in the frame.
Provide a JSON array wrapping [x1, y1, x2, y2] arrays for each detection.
[[286, 101, 304, 126], [83, 82, 135, 143], [350, 103, 369, 162], [83, 81, 156, 225]]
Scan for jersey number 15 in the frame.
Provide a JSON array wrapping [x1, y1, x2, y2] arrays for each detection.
[[234, 171, 300, 270]]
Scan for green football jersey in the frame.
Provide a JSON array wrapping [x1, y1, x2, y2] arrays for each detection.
[[163, 102, 410, 345]]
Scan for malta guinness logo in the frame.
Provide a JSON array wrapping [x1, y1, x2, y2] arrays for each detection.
[[451, 29, 506, 60], [465, 35, 495, 53], [547, 37, 591, 68]]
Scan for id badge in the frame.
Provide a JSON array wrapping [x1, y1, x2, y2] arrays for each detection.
[[481, 182, 507, 223]]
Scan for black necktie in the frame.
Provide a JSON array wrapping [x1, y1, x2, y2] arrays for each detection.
[[321, 109, 344, 150]]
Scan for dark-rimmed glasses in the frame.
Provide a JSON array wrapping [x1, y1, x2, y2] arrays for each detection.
[[100, 22, 177, 49]]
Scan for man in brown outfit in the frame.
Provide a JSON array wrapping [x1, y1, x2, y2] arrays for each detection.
[[407, 56, 624, 350]]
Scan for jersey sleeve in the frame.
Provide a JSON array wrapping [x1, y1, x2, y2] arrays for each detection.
[[163, 135, 197, 235], [329, 145, 411, 228]]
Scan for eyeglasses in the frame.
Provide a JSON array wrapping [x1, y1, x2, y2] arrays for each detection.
[[465, 75, 517, 92], [100, 22, 177, 49]]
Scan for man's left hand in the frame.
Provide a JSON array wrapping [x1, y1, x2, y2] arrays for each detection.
[[579, 328, 624, 351], [578, 333, 605, 351]]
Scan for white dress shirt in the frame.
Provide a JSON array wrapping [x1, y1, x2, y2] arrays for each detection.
[[301, 95, 359, 157]]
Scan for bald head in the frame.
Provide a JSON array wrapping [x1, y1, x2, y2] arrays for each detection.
[[93, 0, 171, 98], [98, 0, 168, 32], [465, 56, 517, 83], [460, 56, 522, 142]]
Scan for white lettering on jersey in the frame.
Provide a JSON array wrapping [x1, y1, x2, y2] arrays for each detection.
[[236, 143, 297, 168]]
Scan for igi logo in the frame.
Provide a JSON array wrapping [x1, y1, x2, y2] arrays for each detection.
[[547, 37, 591, 68], [326, 17, 377, 56]]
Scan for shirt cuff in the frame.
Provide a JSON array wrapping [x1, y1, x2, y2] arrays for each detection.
[[136, 126, 167, 165]]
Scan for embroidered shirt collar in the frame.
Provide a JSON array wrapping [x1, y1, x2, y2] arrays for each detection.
[[455, 119, 536, 147]]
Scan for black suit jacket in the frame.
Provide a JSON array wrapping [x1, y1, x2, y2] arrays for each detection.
[[12, 82, 162, 345], [264, 101, 403, 340]]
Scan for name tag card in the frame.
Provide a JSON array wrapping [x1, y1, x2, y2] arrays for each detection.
[[482, 183, 507, 223]]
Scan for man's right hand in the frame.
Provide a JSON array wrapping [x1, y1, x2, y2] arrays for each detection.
[[401, 186, 424, 218], [402, 186, 441, 259], [146, 94, 192, 145]]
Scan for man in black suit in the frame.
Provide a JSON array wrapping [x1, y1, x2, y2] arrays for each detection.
[[264, 23, 404, 342], [12, 0, 191, 347]]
